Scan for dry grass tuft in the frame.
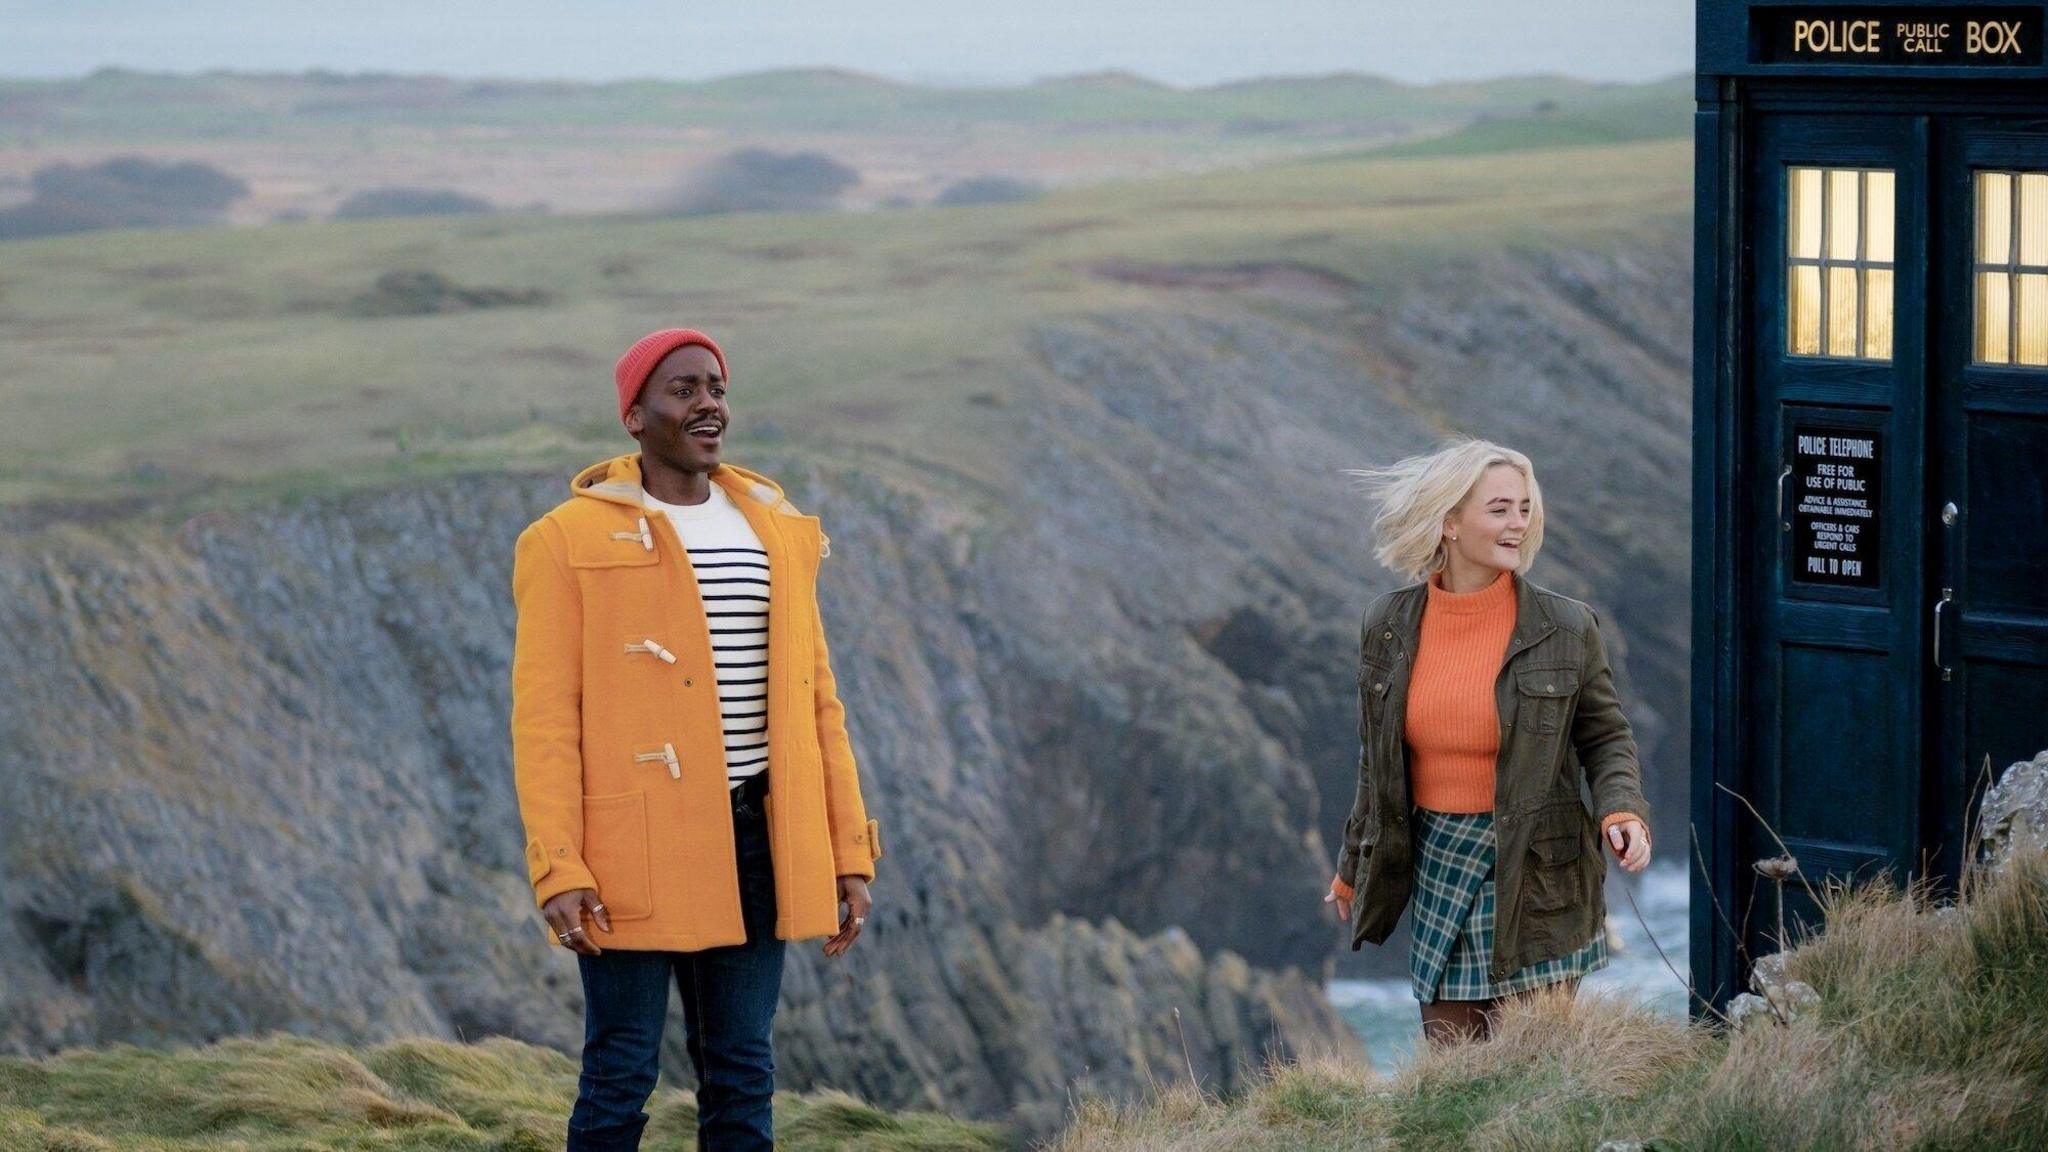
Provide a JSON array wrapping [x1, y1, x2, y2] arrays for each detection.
[[1057, 851, 2048, 1151]]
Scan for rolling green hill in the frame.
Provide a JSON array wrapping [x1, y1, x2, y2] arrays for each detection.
[[0, 132, 1689, 510], [0, 68, 1686, 141]]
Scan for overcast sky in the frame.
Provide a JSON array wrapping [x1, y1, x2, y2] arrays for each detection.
[[0, 1, 1692, 86]]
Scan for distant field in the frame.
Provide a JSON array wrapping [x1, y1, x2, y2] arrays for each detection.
[[0, 118, 1690, 512], [0, 70, 1689, 218]]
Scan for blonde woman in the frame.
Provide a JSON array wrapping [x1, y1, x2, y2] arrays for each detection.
[[1323, 439, 1651, 1046]]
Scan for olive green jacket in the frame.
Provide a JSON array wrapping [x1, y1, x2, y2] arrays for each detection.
[[1338, 573, 1649, 982]]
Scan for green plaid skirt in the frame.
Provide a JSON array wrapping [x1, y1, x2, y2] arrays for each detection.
[[1411, 808, 1607, 1003]]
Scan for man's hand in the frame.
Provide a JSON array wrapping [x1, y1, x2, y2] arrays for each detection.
[[542, 888, 610, 955], [823, 876, 871, 958], [1606, 820, 1652, 874]]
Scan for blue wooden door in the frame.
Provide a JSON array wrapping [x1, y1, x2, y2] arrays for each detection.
[[1930, 122, 2048, 879], [1745, 115, 1930, 950]]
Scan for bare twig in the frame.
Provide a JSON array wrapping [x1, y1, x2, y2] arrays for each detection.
[[1171, 1006, 1200, 1094], [1715, 782, 1823, 905], [1690, 822, 1750, 972], [1616, 869, 1731, 1025]]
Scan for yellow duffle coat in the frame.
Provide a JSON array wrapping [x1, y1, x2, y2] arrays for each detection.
[[511, 452, 880, 950]]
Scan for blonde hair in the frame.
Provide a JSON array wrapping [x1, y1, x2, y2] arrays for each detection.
[[1346, 438, 1545, 581]]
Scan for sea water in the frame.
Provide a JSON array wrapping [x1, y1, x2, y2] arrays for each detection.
[[1328, 863, 1691, 1072]]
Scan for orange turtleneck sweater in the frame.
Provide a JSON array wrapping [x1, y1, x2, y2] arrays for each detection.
[[1329, 569, 1644, 903], [1407, 568, 1518, 813]]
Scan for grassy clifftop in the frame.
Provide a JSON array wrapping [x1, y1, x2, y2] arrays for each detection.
[[0, 133, 1688, 509], [1054, 853, 2048, 1151], [0, 1034, 1003, 1151]]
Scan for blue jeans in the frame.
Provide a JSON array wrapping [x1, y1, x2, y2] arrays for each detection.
[[567, 781, 785, 1151]]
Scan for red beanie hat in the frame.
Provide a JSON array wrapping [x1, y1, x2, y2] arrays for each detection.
[[614, 328, 729, 420]]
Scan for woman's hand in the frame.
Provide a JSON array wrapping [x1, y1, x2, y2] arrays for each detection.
[[543, 888, 610, 955], [1606, 819, 1651, 873], [824, 876, 871, 957], [1322, 875, 1353, 923]]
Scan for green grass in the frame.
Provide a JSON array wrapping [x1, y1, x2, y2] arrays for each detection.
[[1050, 853, 2048, 1151], [0, 1034, 1004, 1151], [1369, 80, 1692, 158], [0, 131, 1689, 510]]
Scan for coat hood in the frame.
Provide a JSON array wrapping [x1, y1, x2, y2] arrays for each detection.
[[570, 452, 803, 517]]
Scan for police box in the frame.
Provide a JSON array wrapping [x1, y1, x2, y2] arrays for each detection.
[[1693, 0, 2048, 1008]]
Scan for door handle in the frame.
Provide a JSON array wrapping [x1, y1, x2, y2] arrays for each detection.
[[1778, 465, 1794, 530], [1933, 587, 1954, 683]]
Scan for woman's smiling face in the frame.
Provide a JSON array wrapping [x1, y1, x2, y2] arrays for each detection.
[[1443, 463, 1531, 576]]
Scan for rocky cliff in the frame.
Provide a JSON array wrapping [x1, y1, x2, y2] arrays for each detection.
[[0, 238, 1689, 1134]]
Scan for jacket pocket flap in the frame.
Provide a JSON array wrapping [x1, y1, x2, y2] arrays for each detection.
[[1516, 668, 1580, 697], [1531, 834, 1581, 864]]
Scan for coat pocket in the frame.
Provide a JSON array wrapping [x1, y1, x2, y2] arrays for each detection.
[[1524, 826, 1583, 913], [582, 791, 654, 920], [1515, 667, 1580, 734]]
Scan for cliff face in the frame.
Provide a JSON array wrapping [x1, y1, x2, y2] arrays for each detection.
[[0, 240, 1689, 1130]]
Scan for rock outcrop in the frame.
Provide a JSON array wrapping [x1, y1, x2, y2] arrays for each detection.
[[1980, 750, 2048, 875]]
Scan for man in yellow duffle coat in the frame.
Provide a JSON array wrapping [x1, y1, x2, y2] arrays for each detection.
[[511, 327, 881, 1151]]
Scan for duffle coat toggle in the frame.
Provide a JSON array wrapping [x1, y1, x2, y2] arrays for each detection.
[[610, 516, 655, 551], [625, 637, 679, 664], [634, 741, 683, 779]]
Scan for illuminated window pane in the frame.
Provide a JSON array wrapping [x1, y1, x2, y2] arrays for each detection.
[[1979, 270, 2013, 364], [1863, 268, 1893, 359], [2020, 274, 2048, 365], [2022, 174, 2048, 266], [1786, 165, 1892, 362], [1981, 173, 2013, 263], [1790, 168, 1824, 259], [1973, 170, 2048, 367], [1828, 266, 1860, 356], [1791, 265, 1822, 355], [1828, 170, 1861, 260], [1863, 172, 1895, 264]]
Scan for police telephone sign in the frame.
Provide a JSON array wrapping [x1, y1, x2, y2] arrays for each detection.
[[1756, 6, 2042, 65], [1790, 425, 1884, 589]]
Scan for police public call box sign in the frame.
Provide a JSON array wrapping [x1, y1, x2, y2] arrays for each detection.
[[1755, 6, 2042, 64], [1790, 426, 1883, 588]]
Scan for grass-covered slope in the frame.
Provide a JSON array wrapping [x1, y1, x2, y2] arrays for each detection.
[[0, 1034, 1003, 1151], [1053, 854, 2048, 1151], [0, 134, 1688, 509]]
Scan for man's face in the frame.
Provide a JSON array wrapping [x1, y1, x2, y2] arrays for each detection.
[[626, 343, 728, 472]]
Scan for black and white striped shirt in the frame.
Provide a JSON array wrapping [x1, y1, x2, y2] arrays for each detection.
[[645, 486, 769, 789]]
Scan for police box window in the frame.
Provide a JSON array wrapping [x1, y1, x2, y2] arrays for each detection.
[[1788, 167, 1895, 361], [1974, 171, 2048, 365]]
